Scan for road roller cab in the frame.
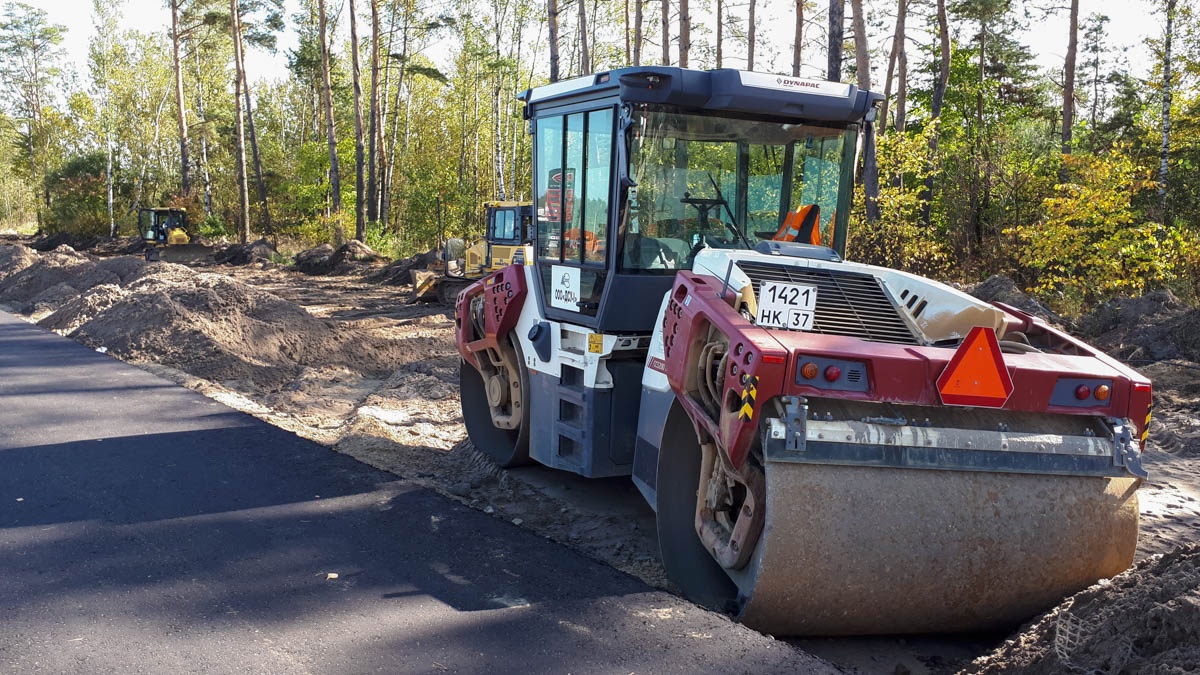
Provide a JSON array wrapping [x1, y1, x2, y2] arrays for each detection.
[[454, 67, 1151, 635]]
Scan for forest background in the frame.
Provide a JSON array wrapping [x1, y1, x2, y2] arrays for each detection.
[[1, 0, 1198, 316]]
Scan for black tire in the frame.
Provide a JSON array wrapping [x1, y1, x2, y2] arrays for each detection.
[[655, 403, 739, 613], [458, 335, 531, 467]]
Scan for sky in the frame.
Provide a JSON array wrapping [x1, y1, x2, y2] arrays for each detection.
[[23, 0, 1165, 88]]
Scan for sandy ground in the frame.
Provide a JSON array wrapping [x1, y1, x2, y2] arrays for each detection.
[[1, 238, 1198, 674]]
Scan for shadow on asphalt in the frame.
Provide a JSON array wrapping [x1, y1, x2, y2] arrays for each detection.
[[0, 426, 648, 618]]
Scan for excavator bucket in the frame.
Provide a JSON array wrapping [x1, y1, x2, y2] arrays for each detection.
[[408, 268, 440, 302], [147, 244, 216, 264]]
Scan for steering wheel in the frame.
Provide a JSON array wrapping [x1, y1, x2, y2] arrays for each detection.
[[681, 194, 735, 241]]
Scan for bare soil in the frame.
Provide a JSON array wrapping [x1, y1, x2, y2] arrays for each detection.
[[2, 240, 1198, 674]]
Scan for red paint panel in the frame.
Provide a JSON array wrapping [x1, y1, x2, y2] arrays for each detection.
[[454, 265, 528, 368], [661, 272, 788, 470]]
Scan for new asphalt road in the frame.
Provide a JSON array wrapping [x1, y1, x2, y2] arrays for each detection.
[[0, 310, 837, 674]]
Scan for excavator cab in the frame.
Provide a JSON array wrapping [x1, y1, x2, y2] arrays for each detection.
[[139, 207, 214, 263]]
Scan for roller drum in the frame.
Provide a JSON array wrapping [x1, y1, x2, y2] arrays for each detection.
[[732, 463, 1140, 635]]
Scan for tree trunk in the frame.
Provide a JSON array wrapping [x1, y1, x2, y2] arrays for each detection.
[[633, 0, 643, 64], [170, 0, 190, 197], [881, 0, 907, 130], [895, 16, 907, 132], [920, 0, 950, 228], [747, 0, 756, 70], [350, 0, 366, 240], [1062, 0, 1078, 157], [192, 45, 213, 214], [377, 0, 395, 224], [548, 0, 560, 81], [850, 0, 868, 90], [237, 14, 269, 235], [850, 0, 878, 222], [318, 0, 341, 213], [368, 0, 381, 223], [791, 0, 802, 76], [827, 0, 843, 80], [1160, 0, 1175, 223], [679, 0, 689, 67], [633, 0, 643, 65], [384, 11, 409, 228], [715, 0, 722, 67], [242, 70, 271, 233], [661, 0, 670, 65], [624, 0, 631, 64], [578, 0, 591, 74], [230, 0, 250, 243], [972, 19, 988, 247]]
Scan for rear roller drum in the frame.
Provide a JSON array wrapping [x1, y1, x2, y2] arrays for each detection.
[[459, 333, 530, 468]]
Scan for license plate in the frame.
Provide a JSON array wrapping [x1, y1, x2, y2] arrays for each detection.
[[756, 281, 818, 331]]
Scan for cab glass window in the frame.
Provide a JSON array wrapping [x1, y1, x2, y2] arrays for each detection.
[[536, 117, 564, 260], [583, 108, 612, 264], [533, 108, 615, 318], [619, 106, 850, 273]]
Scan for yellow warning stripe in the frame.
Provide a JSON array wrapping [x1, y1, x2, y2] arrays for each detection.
[[739, 376, 758, 422], [1142, 405, 1153, 443]]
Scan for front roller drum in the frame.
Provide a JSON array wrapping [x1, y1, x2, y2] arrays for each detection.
[[657, 425, 1140, 635], [735, 463, 1139, 635]]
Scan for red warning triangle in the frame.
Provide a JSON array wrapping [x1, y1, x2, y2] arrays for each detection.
[[937, 326, 1013, 407]]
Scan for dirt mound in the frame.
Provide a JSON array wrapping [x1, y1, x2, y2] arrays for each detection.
[[30, 232, 104, 252], [215, 238, 277, 266], [294, 240, 388, 276], [294, 243, 337, 275], [0, 244, 181, 316], [64, 272, 401, 390], [1080, 291, 1200, 364], [0, 246, 120, 308], [965, 544, 1200, 674], [89, 236, 149, 257], [367, 249, 438, 286], [971, 275, 1065, 326], [0, 244, 39, 283]]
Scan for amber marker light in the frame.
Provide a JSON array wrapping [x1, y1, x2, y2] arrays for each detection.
[[801, 362, 819, 379], [1094, 384, 1111, 401], [1075, 384, 1091, 400]]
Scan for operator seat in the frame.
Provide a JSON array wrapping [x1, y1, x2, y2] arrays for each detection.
[[772, 204, 821, 245]]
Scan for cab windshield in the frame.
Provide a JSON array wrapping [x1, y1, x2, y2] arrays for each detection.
[[620, 105, 852, 271]]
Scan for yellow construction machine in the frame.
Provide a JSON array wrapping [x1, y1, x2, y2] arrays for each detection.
[[411, 201, 533, 303], [140, 207, 215, 263]]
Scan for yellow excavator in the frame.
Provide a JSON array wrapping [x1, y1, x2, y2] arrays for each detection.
[[411, 201, 534, 303], [140, 207, 215, 263]]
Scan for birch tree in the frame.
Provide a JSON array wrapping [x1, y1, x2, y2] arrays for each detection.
[[0, 2, 65, 232], [91, 0, 120, 235], [317, 0, 340, 212], [169, 0, 190, 198], [350, 0, 366, 239], [230, 0, 250, 241]]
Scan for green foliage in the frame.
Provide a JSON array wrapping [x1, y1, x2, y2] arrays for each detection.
[[849, 127, 953, 279], [44, 151, 113, 235], [0, 112, 35, 229], [363, 221, 405, 259], [199, 214, 230, 240], [1008, 149, 1179, 313]]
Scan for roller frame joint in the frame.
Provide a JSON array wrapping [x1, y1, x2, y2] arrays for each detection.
[[1107, 417, 1148, 479]]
